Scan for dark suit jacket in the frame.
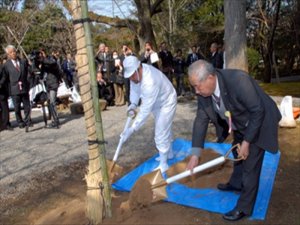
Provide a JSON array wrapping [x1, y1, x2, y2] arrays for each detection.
[[0, 64, 9, 97], [192, 69, 281, 153], [186, 53, 201, 66], [158, 50, 173, 72], [95, 52, 112, 76], [210, 52, 223, 69], [41, 57, 62, 91], [1, 58, 29, 96]]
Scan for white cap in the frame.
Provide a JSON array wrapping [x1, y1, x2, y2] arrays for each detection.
[[123, 56, 140, 78]]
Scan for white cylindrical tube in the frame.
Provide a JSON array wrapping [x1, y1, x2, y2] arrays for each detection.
[[166, 156, 225, 184], [123, 117, 132, 131], [112, 117, 132, 162]]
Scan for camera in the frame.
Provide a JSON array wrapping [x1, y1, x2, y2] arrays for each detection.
[[29, 50, 41, 61]]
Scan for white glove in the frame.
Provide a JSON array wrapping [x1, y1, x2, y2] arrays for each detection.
[[120, 127, 134, 143], [127, 104, 137, 118]]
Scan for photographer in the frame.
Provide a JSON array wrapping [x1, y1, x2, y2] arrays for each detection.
[[140, 42, 159, 69], [39, 49, 62, 128], [120, 44, 134, 105], [95, 43, 114, 106]]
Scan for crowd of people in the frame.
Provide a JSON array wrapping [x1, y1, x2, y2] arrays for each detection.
[[94, 41, 225, 106], [0, 45, 77, 131], [0, 41, 225, 132]]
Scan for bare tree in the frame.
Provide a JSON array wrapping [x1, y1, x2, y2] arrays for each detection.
[[247, 0, 281, 82], [62, 0, 165, 53]]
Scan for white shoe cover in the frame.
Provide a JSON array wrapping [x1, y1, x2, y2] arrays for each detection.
[[154, 152, 169, 173], [155, 149, 174, 161], [154, 162, 169, 173]]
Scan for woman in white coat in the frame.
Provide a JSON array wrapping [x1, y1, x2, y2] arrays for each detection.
[[121, 55, 177, 172]]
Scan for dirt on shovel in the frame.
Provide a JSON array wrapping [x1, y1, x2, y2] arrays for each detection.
[[106, 160, 124, 183]]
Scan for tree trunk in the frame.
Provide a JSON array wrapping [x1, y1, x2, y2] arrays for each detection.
[[262, 53, 272, 83], [272, 50, 280, 83], [224, 0, 248, 72], [134, 0, 158, 51], [68, 1, 107, 224]]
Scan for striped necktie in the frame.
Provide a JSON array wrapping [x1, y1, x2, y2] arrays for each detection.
[[15, 61, 20, 71], [212, 94, 221, 108]]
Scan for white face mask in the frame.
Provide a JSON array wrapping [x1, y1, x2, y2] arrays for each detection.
[[113, 55, 118, 59]]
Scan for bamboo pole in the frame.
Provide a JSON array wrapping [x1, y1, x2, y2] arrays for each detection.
[[80, 0, 112, 218], [68, 0, 111, 223]]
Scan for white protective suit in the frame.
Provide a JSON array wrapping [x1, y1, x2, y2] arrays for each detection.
[[130, 63, 177, 154]]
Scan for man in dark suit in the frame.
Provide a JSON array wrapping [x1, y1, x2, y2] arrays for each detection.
[[186, 60, 281, 221], [1, 45, 31, 129], [158, 42, 174, 82], [95, 43, 114, 106], [209, 42, 223, 69], [0, 56, 12, 131], [186, 46, 203, 67]]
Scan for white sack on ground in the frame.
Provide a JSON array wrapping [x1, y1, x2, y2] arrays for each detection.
[[279, 95, 296, 128]]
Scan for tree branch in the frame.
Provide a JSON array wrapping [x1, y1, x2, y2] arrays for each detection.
[[62, 1, 138, 32], [150, 0, 165, 17]]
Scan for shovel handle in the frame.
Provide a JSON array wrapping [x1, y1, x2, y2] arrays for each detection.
[[112, 117, 133, 162], [224, 143, 243, 161], [165, 144, 242, 185], [166, 156, 226, 185]]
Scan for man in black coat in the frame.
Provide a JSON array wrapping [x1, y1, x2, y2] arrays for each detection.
[[39, 49, 62, 128], [95, 43, 114, 106], [186, 60, 281, 221], [186, 46, 203, 67], [158, 42, 174, 82], [0, 56, 12, 131], [209, 42, 223, 69], [1, 45, 31, 129]]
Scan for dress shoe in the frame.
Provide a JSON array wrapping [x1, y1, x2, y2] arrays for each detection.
[[223, 209, 247, 221], [1, 125, 13, 131], [217, 183, 241, 192], [6, 126, 14, 131], [18, 123, 25, 128], [46, 121, 60, 129]]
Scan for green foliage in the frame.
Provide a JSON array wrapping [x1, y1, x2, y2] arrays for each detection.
[[0, 2, 74, 57], [195, 0, 224, 27], [22, 4, 70, 53], [179, 0, 224, 53], [180, 0, 224, 32], [247, 47, 261, 79]]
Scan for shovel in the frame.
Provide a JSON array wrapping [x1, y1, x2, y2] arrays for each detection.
[[110, 110, 136, 173], [134, 144, 242, 203]]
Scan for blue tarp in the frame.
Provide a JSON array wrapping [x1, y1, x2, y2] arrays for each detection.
[[112, 138, 280, 220]]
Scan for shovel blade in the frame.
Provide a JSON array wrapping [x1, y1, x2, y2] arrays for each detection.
[[106, 160, 124, 183], [139, 169, 168, 202]]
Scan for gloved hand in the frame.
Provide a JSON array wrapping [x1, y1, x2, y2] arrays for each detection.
[[127, 103, 137, 118], [120, 127, 134, 143]]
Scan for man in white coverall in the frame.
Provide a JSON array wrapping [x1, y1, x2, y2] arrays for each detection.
[[121, 55, 177, 173]]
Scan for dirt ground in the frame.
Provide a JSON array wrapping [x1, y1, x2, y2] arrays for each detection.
[[1, 99, 300, 225]]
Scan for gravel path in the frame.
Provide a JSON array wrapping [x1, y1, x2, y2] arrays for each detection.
[[0, 97, 197, 207]]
